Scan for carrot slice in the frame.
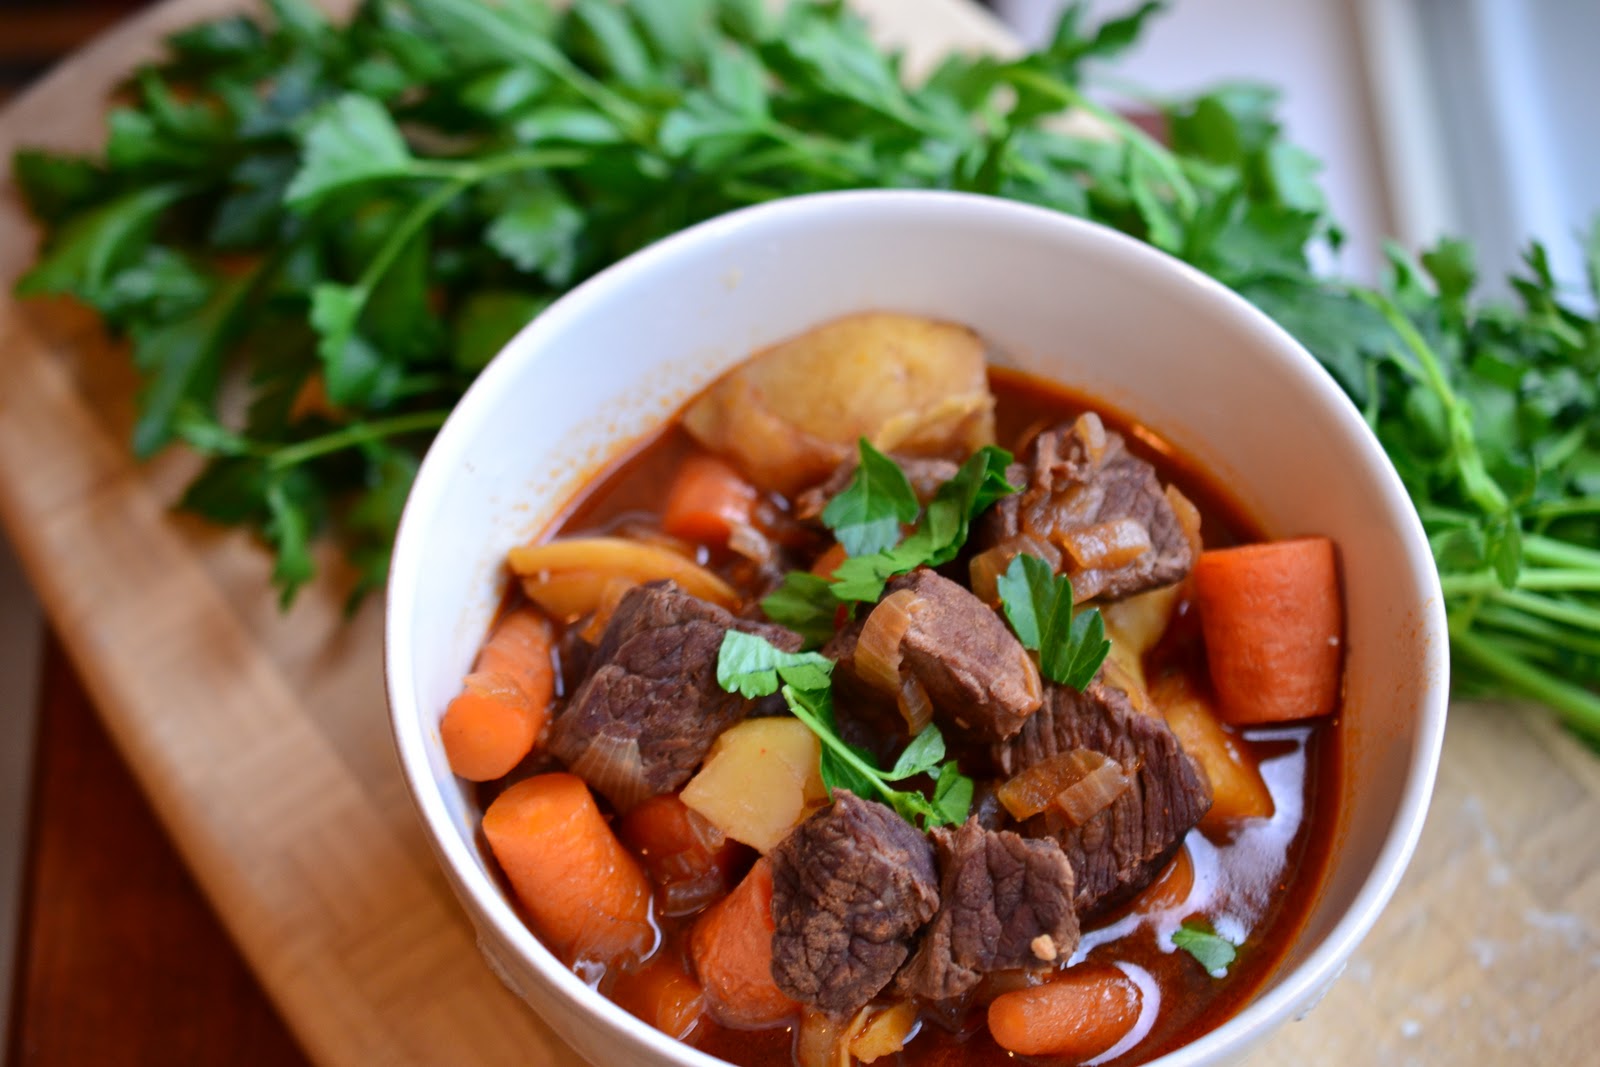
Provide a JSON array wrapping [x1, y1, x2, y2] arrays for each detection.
[[482, 773, 655, 968], [1192, 537, 1343, 724], [690, 857, 797, 1029], [987, 965, 1142, 1058], [662, 454, 758, 548], [440, 608, 556, 781], [441, 672, 538, 782], [613, 954, 705, 1040], [474, 608, 556, 709], [617, 794, 743, 916]]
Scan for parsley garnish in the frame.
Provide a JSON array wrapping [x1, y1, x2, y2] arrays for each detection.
[[758, 572, 841, 650], [830, 445, 1018, 602], [996, 553, 1112, 690], [821, 439, 920, 557], [716, 630, 973, 829], [761, 445, 1017, 638], [1171, 920, 1238, 976]]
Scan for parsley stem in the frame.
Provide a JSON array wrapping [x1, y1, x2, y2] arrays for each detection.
[[1451, 628, 1600, 741], [1360, 289, 1511, 516], [1482, 588, 1600, 634], [1475, 605, 1600, 657], [408, 147, 588, 183], [1440, 569, 1600, 596], [781, 684, 901, 807], [267, 410, 450, 470], [1523, 534, 1600, 572], [1527, 497, 1600, 520]]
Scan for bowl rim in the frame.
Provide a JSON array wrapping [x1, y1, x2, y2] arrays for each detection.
[[385, 188, 1450, 1067]]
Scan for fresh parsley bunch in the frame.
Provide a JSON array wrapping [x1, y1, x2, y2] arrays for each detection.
[[11, 0, 1600, 742]]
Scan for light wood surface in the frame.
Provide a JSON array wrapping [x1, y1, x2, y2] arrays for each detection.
[[0, 2, 1595, 1065]]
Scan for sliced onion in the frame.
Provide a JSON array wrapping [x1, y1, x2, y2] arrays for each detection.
[[1058, 517, 1152, 571], [849, 1001, 919, 1063], [579, 576, 640, 644], [897, 674, 935, 735], [1165, 483, 1204, 559], [1072, 411, 1108, 465], [969, 535, 1061, 604], [796, 1007, 864, 1067], [969, 545, 1011, 605], [854, 589, 922, 697], [1054, 751, 1134, 827], [997, 749, 1129, 822], [727, 520, 775, 566]]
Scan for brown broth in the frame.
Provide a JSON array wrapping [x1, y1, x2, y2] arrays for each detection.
[[478, 365, 1342, 1067]]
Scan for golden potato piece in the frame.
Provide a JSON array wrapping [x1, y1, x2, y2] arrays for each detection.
[[681, 718, 829, 853], [683, 312, 996, 495]]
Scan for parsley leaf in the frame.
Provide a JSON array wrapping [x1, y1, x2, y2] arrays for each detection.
[[759, 572, 841, 649], [715, 630, 972, 829], [1172, 920, 1238, 975], [285, 94, 415, 209], [997, 552, 1111, 690], [822, 439, 920, 557], [714, 630, 834, 698]]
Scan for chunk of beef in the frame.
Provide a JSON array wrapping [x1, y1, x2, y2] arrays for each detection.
[[770, 792, 940, 1016], [979, 415, 1193, 601], [549, 581, 800, 810], [793, 453, 960, 521], [898, 821, 1080, 1003], [996, 678, 1211, 917], [875, 570, 1043, 743]]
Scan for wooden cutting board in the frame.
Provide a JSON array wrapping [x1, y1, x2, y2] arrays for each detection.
[[0, 1, 1595, 1064]]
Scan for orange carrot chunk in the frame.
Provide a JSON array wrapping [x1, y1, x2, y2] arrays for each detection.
[[662, 454, 758, 548], [474, 607, 557, 715], [440, 608, 557, 781], [1192, 537, 1343, 724], [617, 794, 744, 916], [988, 965, 1142, 1058], [690, 857, 798, 1029], [441, 672, 538, 782], [482, 773, 655, 968], [613, 954, 706, 1040]]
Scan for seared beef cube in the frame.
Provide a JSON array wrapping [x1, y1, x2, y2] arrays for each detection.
[[997, 678, 1211, 917], [881, 570, 1042, 743], [549, 581, 800, 810], [770, 792, 940, 1016], [794, 453, 960, 521], [898, 821, 1079, 1003], [979, 415, 1193, 601]]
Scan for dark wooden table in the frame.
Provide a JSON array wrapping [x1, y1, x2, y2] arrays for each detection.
[[6, 638, 313, 1066]]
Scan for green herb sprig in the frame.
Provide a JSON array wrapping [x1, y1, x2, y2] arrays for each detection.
[[716, 629, 973, 829], [1171, 919, 1238, 976], [997, 552, 1111, 690]]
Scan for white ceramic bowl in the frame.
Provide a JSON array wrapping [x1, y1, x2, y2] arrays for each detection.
[[386, 190, 1449, 1066]]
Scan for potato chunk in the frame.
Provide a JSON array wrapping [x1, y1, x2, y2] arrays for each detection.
[[1151, 673, 1274, 831], [683, 312, 996, 495], [681, 719, 829, 852]]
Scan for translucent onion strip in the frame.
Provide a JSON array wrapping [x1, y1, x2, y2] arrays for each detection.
[[1058, 517, 1152, 571], [1056, 754, 1135, 827], [997, 749, 1131, 823], [854, 589, 923, 697]]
